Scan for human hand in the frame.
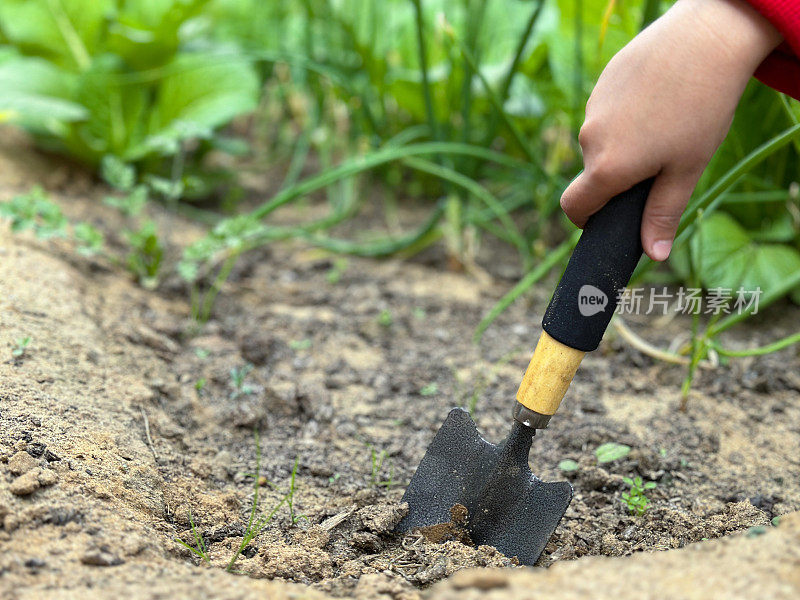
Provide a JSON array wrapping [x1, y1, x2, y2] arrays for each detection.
[[560, 0, 781, 261]]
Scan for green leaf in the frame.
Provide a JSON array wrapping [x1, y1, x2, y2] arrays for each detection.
[[558, 459, 579, 472], [420, 383, 438, 396], [145, 52, 259, 151], [107, 0, 211, 70], [595, 442, 631, 463], [0, 0, 113, 69], [0, 57, 87, 127], [69, 55, 148, 162], [101, 155, 136, 191], [673, 212, 800, 305], [73, 222, 104, 255]]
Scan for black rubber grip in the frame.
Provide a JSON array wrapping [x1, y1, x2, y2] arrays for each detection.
[[542, 178, 654, 352]]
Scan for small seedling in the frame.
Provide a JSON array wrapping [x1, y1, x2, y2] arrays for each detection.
[[194, 348, 210, 360], [227, 432, 288, 572], [229, 364, 255, 399], [289, 339, 312, 351], [11, 337, 31, 358], [595, 442, 631, 463], [420, 382, 438, 396], [328, 473, 341, 484], [104, 186, 148, 217], [326, 258, 348, 284], [367, 443, 394, 490], [125, 222, 164, 288], [0, 187, 67, 239], [558, 459, 579, 472], [100, 155, 136, 191], [413, 307, 427, 320], [285, 457, 308, 525], [73, 223, 105, 256], [195, 378, 206, 393], [747, 526, 768, 538], [377, 309, 393, 327], [621, 476, 656, 516], [174, 508, 210, 563]]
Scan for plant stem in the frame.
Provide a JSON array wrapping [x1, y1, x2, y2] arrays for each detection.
[[410, 0, 438, 143]]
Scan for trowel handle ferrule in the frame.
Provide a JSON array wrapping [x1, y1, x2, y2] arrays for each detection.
[[515, 179, 653, 428]]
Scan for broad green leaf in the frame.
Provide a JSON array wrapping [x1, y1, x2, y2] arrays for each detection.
[[145, 52, 258, 151], [107, 0, 212, 70], [0, 0, 113, 70], [67, 55, 148, 162], [674, 212, 800, 305], [0, 57, 87, 127], [595, 442, 631, 463]]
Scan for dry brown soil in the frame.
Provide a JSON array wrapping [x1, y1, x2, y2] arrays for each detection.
[[1, 134, 799, 599]]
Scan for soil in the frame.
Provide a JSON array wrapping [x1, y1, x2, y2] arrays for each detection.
[[1, 131, 799, 599]]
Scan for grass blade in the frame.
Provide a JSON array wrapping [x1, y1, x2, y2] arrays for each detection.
[[474, 230, 580, 342]]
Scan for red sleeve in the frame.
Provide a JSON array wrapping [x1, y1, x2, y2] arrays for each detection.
[[748, 0, 800, 99]]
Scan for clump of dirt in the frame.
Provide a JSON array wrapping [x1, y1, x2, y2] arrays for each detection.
[[417, 504, 473, 546]]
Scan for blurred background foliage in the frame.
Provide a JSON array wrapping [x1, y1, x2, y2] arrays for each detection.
[[1, 0, 799, 326]]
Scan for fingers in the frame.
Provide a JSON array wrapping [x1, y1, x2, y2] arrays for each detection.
[[640, 171, 697, 261], [560, 167, 635, 228]]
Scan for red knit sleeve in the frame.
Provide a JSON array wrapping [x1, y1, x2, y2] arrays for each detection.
[[748, 0, 800, 99]]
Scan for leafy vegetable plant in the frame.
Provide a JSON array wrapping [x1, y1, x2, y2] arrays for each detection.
[[0, 0, 258, 169]]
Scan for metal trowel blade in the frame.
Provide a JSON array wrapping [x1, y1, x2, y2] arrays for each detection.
[[396, 407, 572, 565]]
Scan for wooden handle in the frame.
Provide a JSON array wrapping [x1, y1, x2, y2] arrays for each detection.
[[516, 331, 585, 416]]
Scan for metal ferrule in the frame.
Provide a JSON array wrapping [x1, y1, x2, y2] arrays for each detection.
[[512, 401, 552, 430]]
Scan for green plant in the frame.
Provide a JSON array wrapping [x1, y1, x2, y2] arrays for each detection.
[[0, 187, 67, 238], [195, 378, 206, 393], [175, 508, 210, 563], [227, 432, 288, 572], [419, 382, 438, 396], [621, 476, 656, 516], [367, 443, 394, 490], [0, 187, 107, 257], [558, 459, 579, 472], [125, 222, 164, 288], [229, 363, 255, 399], [326, 258, 348, 284], [285, 457, 307, 525], [595, 442, 631, 464], [0, 0, 259, 170], [289, 339, 312, 351], [11, 336, 31, 358], [377, 309, 393, 328]]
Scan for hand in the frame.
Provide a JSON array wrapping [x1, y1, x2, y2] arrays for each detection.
[[560, 0, 781, 261]]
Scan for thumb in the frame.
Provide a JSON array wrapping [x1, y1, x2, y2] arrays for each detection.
[[640, 172, 696, 261], [560, 168, 635, 228]]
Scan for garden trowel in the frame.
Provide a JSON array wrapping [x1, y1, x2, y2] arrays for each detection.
[[396, 180, 653, 565]]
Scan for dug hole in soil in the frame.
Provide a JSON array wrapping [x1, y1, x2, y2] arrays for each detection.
[[1, 133, 799, 599]]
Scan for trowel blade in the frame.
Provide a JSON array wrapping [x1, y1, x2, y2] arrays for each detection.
[[396, 407, 572, 565]]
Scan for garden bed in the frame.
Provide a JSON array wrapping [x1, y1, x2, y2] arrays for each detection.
[[1, 139, 799, 599]]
